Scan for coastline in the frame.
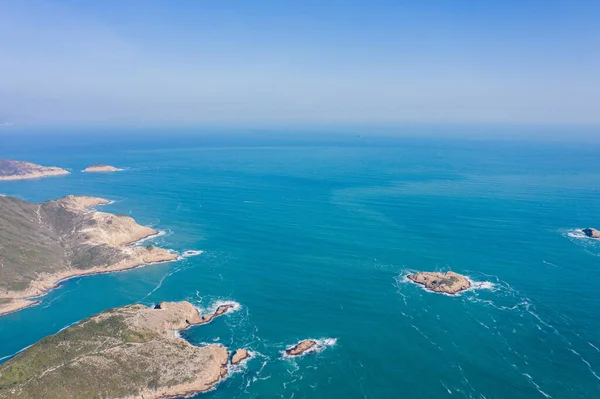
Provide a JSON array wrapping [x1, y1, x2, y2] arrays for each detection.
[[0, 169, 70, 181], [0, 230, 178, 317]]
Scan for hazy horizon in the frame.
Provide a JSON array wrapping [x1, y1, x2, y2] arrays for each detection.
[[1, 1, 599, 128]]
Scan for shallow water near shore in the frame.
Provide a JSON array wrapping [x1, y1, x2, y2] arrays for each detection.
[[1, 131, 600, 398]]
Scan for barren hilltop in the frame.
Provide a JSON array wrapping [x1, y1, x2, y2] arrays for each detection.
[[0, 301, 245, 399], [0, 195, 177, 315], [0, 159, 69, 181]]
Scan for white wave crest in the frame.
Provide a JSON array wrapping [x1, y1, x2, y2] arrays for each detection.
[[182, 250, 204, 257], [195, 300, 242, 316]]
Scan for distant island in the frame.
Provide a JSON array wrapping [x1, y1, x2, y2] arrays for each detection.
[[0, 301, 247, 399], [583, 228, 600, 238], [83, 164, 122, 173], [0, 195, 177, 316], [407, 271, 471, 294], [0, 159, 69, 181]]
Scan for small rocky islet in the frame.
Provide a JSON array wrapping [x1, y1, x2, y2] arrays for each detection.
[[83, 164, 122, 173], [582, 228, 600, 238], [407, 271, 471, 295], [0, 301, 248, 399], [286, 339, 319, 357]]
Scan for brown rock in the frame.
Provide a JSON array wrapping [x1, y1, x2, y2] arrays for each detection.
[[583, 228, 600, 238], [231, 349, 250, 365], [407, 271, 471, 295], [215, 304, 234, 316], [286, 339, 318, 356], [198, 303, 235, 325]]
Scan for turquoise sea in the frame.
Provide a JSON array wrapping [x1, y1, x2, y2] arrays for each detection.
[[1, 130, 600, 398]]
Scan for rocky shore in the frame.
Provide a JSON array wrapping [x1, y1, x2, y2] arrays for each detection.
[[583, 228, 600, 238], [0, 195, 177, 316], [83, 164, 122, 173], [407, 271, 471, 294], [0, 301, 243, 399], [231, 349, 251, 365], [0, 159, 69, 181]]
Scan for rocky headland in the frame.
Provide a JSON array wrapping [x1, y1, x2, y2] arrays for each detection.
[[83, 164, 122, 173], [286, 339, 318, 357], [0, 159, 69, 181], [582, 228, 600, 238], [0, 301, 243, 399], [0, 195, 177, 316], [407, 271, 471, 295]]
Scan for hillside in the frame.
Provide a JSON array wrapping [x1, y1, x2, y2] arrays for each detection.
[[0, 195, 177, 315]]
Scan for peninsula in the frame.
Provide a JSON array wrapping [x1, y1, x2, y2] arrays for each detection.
[[407, 271, 471, 295], [83, 164, 122, 173], [0, 159, 69, 181], [0, 301, 246, 399], [0, 195, 177, 316]]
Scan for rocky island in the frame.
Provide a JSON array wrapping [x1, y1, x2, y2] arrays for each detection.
[[582, 228, 600, 238], [83, 164, 122, 173], [286, 339, 318, 357], [231, 349, 251, 365], [0, 301, 245, 399], [0, 195, 177, 316], [407, 271, 471, 295], [0, 159, 69, 181]]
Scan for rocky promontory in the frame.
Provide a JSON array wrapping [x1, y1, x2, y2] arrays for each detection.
[[582, 228, 600, 238], [231, 349, 251, 365], [0, 301, 235, 399], [0, 159, 69, 181], [286, 339, 318, 356], [83, 164, 122, 173], [407, 271, 471, 294], [0, 195, 177, 316]]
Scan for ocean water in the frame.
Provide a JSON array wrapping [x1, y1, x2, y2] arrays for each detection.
[[1, 131, 600, 398]]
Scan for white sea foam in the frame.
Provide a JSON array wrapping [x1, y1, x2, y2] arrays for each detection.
[[468, 279, 496, 291], [567, 228, 592, 239], [182, 250, 204, 257], [523, 373, 552, 398], [282, 338, 338, 359], [194, 300, 242, 319], [132, 229, 167, 246]]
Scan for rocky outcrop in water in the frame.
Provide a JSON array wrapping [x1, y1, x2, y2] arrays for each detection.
[[199, 304, 235, 324], [583, 228, 600, 238], [286, 339, 318, 356], [407, 271, 471, 294], [231, 349, 250, 365]]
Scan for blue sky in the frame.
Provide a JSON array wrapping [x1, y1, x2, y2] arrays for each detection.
[[0, 1, 599, 127]]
